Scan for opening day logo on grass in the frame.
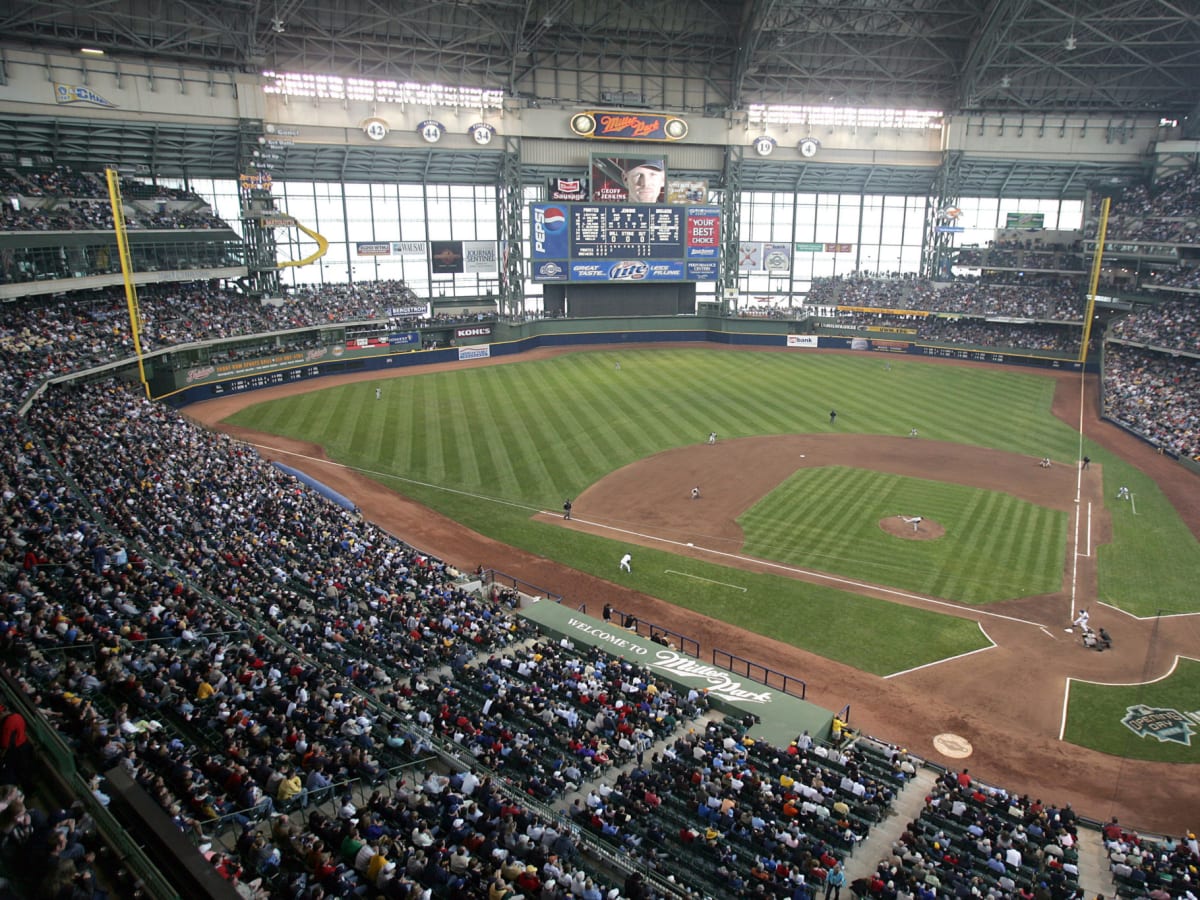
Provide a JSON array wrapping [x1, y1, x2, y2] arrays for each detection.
[[1121, 705, 1200, 746]]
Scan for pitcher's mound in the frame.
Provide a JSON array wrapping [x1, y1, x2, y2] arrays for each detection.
[[879, 516, 945, 540]]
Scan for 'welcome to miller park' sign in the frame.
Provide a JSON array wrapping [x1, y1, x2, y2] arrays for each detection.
[[1121, 705, 1200, 746]]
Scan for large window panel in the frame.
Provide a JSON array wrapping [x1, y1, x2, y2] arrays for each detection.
[[313, 184, 346, 243]]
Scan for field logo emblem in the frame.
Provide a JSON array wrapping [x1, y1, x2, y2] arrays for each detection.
[[1120, 704, 1198, 746]]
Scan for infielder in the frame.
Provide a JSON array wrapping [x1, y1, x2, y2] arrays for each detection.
[[619, 553, 632, 573]]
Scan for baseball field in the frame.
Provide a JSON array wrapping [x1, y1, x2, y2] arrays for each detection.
[[207, 346, 1200, 811], [222, 348, 1197, 615]]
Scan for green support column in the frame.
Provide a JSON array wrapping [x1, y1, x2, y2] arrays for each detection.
[[921, 150, 963, 280], [237, 120, 282, 296], [497, 136, 525, 316], [720, 144, 743, 315]]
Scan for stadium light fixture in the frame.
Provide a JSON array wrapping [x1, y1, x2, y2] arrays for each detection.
[[80, 47, 105, 56]]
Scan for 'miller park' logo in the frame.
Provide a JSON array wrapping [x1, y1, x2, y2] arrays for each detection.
[[1121, 704, 1200, 746]]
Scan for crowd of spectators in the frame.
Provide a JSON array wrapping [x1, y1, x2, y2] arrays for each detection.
[[1106, 298, 1200, 354], [0, 280, 480, 407], [1102, 345, 1199, 460], [863, 764, 1087, 900], [823, 313, 1081, 355], [0, 165, 230, 239], [1104, 819, 1199, 900], [571, 718, 901, 896], [0, 778, 144, 898], [3, 166, 202, 202], [1085, 170, 1200, 245], [0, 372, 913, 897], [1142, 267, 1200, 293], [0, 377, 634, 897], [953, 239, 1084, 272], [0, 200, 230, 233], [806, 276, 1085, 321]]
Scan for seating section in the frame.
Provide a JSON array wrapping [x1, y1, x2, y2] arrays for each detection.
[[0, 281, 476, 407], [807, 276, 1085, 321], [1104, 820, 1199, 900], [878, 770, 1085, 900], [1085, 171, 1200, 245], [0, 165, 230, 232], [1101, 345, 1199, 460], [1, 377, 905, 897]]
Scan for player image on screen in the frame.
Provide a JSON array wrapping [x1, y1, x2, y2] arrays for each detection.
[[591, 157, 667, 203]]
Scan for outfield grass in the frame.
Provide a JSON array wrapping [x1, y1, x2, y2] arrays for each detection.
[[739, 467, 1066, 603], [223, 348, 1200, 642], [1064, 656, 1200, 763]]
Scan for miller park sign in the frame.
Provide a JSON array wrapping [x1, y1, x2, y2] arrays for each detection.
[[1120, 704, 1200, 746]]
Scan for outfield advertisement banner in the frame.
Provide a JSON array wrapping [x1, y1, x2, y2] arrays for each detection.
[[738, 242, 764, 272], [839, 306, 929, 317], [786, 335, 819, 348], [764, 243, 792, 273], [458, 345, 491, 361], [356, 242, 392, 256], [569, 260, 686, 282], [685, 209, 721, 258], [549, 177, 588, 201], [454, 325, 494, 339], [463, 241, 498, 274], [391, 241, 428, 258], [388, 305, 428, 318], [430, 241, 465, 274], [387, 332, 420, 347]]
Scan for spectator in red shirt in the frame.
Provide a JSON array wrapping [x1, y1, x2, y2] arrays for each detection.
[[0, 707, 30, 786]]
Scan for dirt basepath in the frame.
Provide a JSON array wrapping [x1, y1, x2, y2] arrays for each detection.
[[186, 347, 1200, 834]]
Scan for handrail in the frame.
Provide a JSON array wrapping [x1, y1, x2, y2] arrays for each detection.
[[711, 648, 807, 699]]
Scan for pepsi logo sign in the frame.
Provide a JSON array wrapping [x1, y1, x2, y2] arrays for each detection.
[[533, 206, 566, 254]]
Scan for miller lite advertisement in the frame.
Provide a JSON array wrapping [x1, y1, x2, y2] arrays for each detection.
[[549, 177, 588, 202]]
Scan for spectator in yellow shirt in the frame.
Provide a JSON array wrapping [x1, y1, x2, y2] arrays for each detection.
[[275, 767, 306, 808]]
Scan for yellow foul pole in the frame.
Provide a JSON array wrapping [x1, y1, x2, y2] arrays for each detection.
[[104, 167, 151, 398], [1079, 196, 1110, 365]]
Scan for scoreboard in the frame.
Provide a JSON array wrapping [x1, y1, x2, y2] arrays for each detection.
[[531, 202, 721, 283]]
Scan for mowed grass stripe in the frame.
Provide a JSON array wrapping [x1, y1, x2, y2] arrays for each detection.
[[440, 371, 486, 490], [523, 363, 608, 484], [481, 369, 562, 499], [567, 360, 651, 474], [740, 467, 1062, 603], [463, 372, 519, 491]]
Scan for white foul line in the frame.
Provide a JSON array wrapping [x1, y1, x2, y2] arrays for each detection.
[[665, 569, 746, 592], [571, 517, 1049, 630], [1058, 678, 1073, 741], [885, 622, 996, 679], [250, 440, 1049, 631], [1069, 486, 1082, 618]]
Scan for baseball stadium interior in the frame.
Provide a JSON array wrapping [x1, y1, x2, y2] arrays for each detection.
[[0, 2, 1198, 899]]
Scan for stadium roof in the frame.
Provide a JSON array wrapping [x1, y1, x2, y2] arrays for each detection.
[[3, 0, 1199, 121]]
